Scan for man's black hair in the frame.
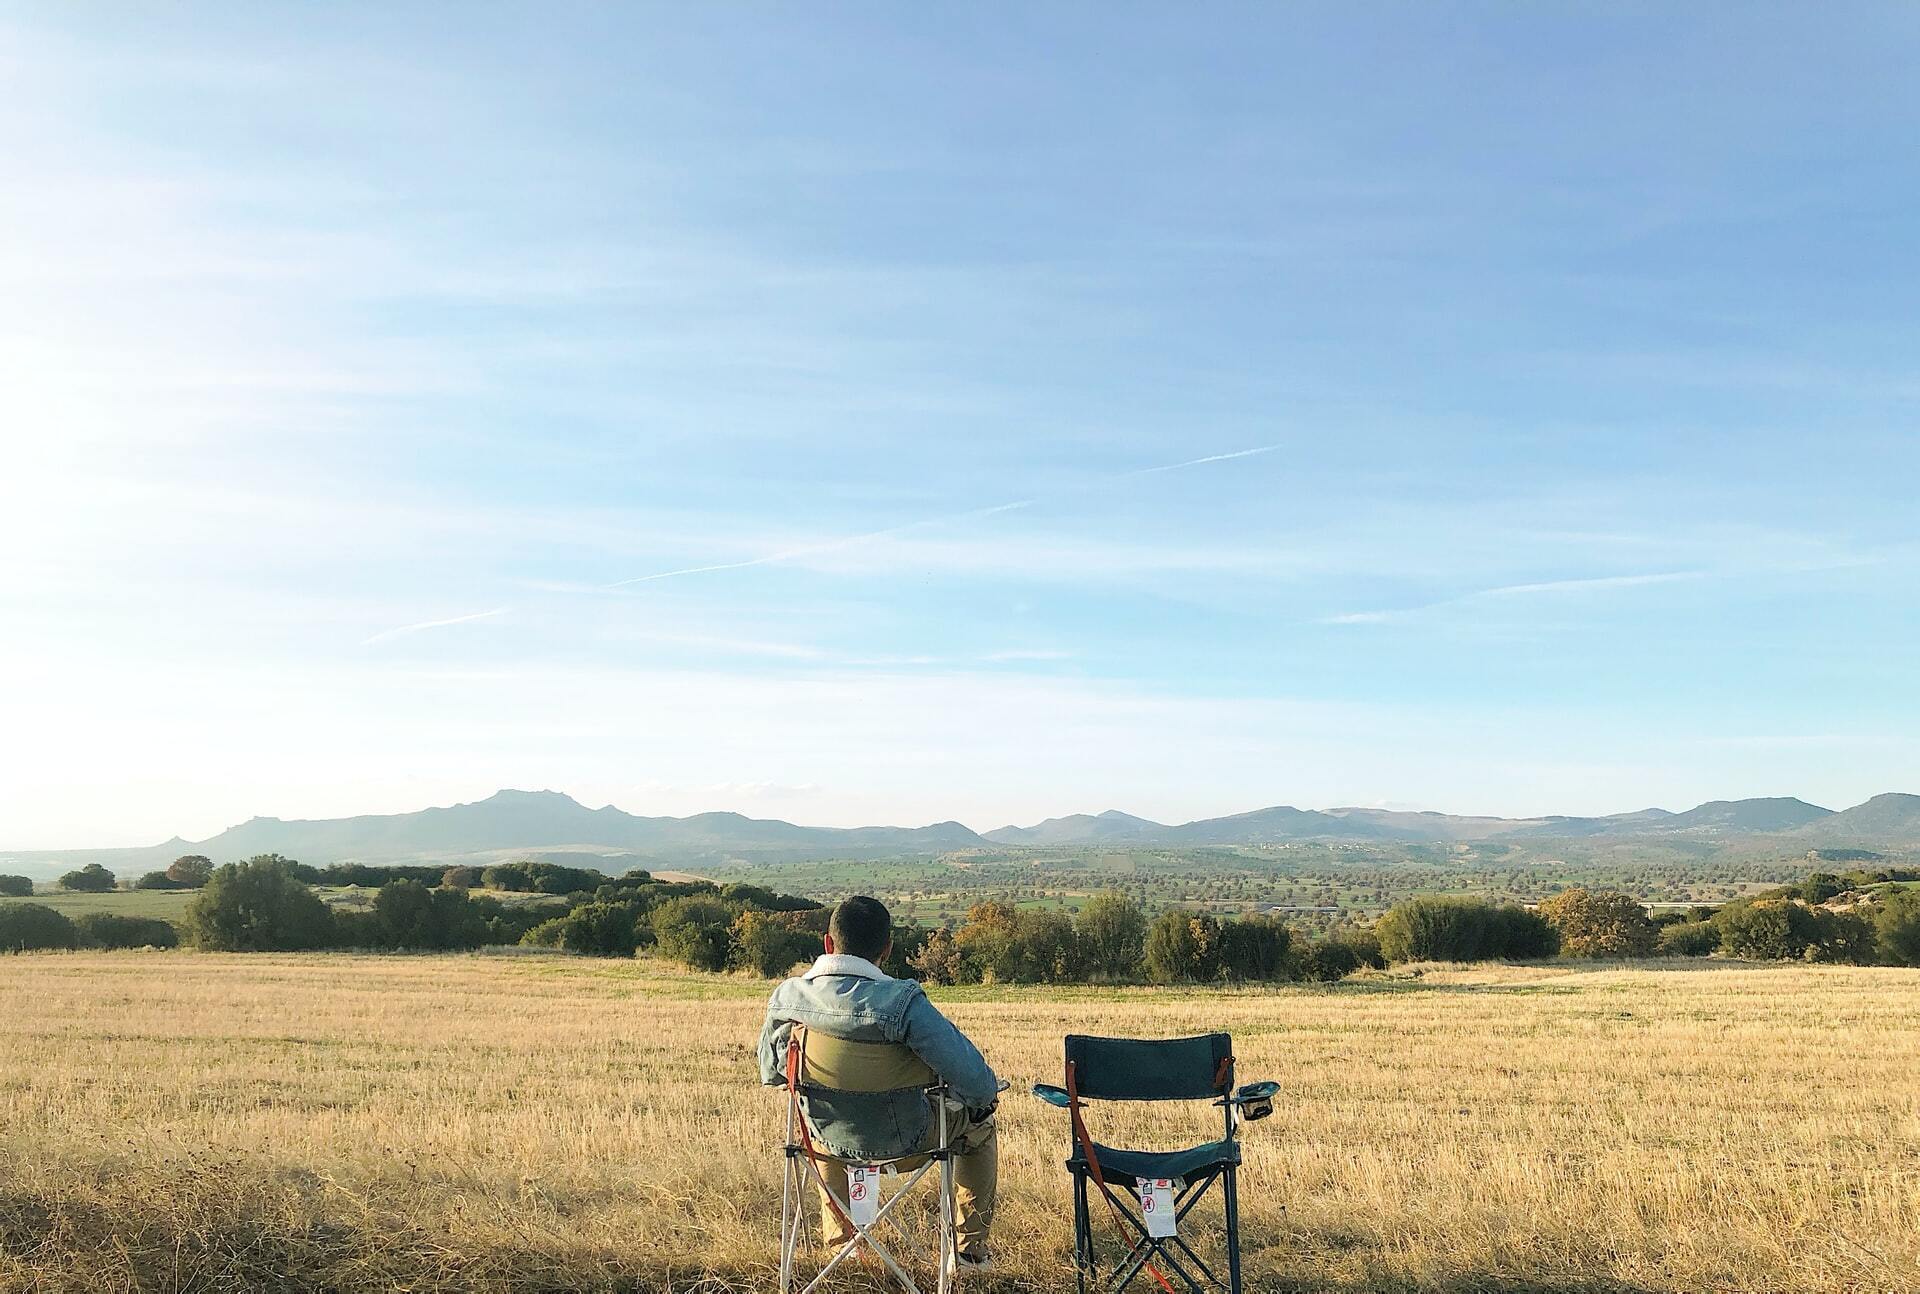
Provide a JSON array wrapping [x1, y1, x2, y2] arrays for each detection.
[[830, 895, 892, 962]]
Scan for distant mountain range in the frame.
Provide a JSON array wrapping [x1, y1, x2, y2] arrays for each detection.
[[4, 788, 1919, 879]]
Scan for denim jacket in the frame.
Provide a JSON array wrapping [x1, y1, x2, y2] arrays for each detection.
[[758, 954, 999, 1157]]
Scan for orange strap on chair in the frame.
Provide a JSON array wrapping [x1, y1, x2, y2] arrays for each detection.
[[1067, 1059, 1178, 1294], [786, 1023, 854, 1235]]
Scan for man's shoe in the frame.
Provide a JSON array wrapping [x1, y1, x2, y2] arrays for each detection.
[[943, 1248, 992, 1279]]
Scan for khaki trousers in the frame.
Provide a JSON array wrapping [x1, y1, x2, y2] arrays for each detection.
[[816, 1105, 998, 1260]]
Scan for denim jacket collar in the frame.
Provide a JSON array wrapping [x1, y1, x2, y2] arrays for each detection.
[[802, 953, 892, 982]]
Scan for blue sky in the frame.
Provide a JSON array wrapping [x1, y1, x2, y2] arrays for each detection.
[[4, 4, 1918, 846]]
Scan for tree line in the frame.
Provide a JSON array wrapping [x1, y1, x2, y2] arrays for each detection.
[[5, 857, 1917, 975]]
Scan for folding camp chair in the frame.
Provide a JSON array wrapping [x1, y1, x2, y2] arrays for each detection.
[[777, 1023, 966, 1294], [1034, 1033, 1278, 1294]]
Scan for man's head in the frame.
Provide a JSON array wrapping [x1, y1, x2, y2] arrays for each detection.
[[826, 894, 892, 964]]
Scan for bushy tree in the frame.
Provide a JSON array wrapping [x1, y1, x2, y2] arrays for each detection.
[[1144, 909, 1224, 983], [73, 913, 179, 949], [1219, 913, 1292, 981], [880, 922, 928, 978], [952, 902, 1080, 983], [721, 882, 822, 914], [0, 903, 78, 951], [538, 901, 646, 957], [165, 855, 214, 887], [59, 863, 116, 893], [1806, 909, 1877, 964], [1299, 939, 1364, 982], [184, 856, 334, 951], [1657, 920, 1720, 957], [0, 874, 33, 897], [1376, 897, 1559, 964], [1075, 891, 1147, 980], [1713, 901, 1807, 961], [134, 871, 186, 891], [371, 879, 491, 950], [909, 926, 966, 985], [651, 896, 734, 970], [480, 860, 606, 895], [1537, 889, 1659, 958], [731, 909, 820, 976], [1876, 890, 1920, 966], [440, 866, 481, 890]]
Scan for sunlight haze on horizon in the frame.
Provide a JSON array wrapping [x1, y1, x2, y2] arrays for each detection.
[[4, 4, 1919, 847]]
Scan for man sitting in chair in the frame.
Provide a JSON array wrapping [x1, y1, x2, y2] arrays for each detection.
[[759, 895, 1001, 1272]]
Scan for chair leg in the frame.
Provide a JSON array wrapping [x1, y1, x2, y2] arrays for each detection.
[[778, 1152, 802, 1293], [1073, 1170, 1093, 1294], [1223, 1167, 1242, 1294]]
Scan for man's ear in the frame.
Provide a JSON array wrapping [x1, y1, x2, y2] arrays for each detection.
[[823, 932, 837, 955]]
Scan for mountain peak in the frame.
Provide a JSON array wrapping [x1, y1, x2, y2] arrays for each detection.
[[483, 788, 584, 807]]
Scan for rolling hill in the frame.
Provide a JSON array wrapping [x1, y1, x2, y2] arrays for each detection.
[[7, 789, 1920, 880]]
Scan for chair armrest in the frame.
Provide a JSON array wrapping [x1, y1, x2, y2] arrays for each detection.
[[1031, 1082, 1072, 1109], [1229, 1079, 1278, 1121]]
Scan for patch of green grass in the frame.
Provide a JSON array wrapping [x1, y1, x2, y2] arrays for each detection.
[[0, 889, 198, 921]]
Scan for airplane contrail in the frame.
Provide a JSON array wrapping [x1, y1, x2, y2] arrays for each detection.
[[602, 499, 1036, 589], [601, 444, 1277, 590], [1117, 444, 1281, 477], [361, 606, 509, 646]]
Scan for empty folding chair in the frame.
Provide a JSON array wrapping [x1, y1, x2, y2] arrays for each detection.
[[778, 1023, 978, 1294], [1034, 1032, 1277, 1294]]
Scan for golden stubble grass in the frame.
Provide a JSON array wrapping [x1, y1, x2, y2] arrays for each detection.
[[1, 952, 1916, 1293]]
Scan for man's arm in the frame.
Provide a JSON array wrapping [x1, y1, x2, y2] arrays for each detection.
[[900, 990, 998, 1108], [757, 1005, 791, 1086]]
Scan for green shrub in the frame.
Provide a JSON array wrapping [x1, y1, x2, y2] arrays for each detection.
[[0, 903, 78, 951], [1376, 897, 1559, 963], [730, 909, 820, 976], [909, 926, 965, 984], [0, 875, 33, 898], [184, 857, 334, 951], [1074, 891, 1147, 980], [1299, 939, 1364, 982], [1144, 909, 1224, 982], [651, 896, 734, 969], [164, 855, 214, 887], [73, 913, 179, 950], [951, 903, 1082, 983], [1219, 913, 1293, 981], [1805, 909, 1876, 964], [328, 909, 386, 947], [1656, 921, 1720, 957], [133, 871, 187, 890], [367, 879, 493, 950], [58, 863, 116, 893], [1537, 889, 1658, 958], [524, 901, 641, 957], [1877, 890, 1920, 966], [480, 860, 607, 895]]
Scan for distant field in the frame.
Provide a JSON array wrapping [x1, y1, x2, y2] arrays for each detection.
[[0, 885, 560, 930], [1, 953, 1915, 1292], [708, 844, 1822, 927], [0, 887, 198, 920]]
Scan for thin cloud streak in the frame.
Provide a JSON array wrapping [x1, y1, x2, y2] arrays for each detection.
[[1322, 571, 1706, 625], [599, 444, 1279, 590], [601, 499, 1036, 590], [361, 606, 509, 646]]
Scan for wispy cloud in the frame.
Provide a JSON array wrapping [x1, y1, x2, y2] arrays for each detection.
[[1322, 571, 1706, 625], [601, 500, 1036, 590], [361, 606, 509, 646], [599, 444, 1279, 591]]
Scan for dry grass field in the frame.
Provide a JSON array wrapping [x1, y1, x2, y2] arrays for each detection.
[[1, 952, 1916, 1294]]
